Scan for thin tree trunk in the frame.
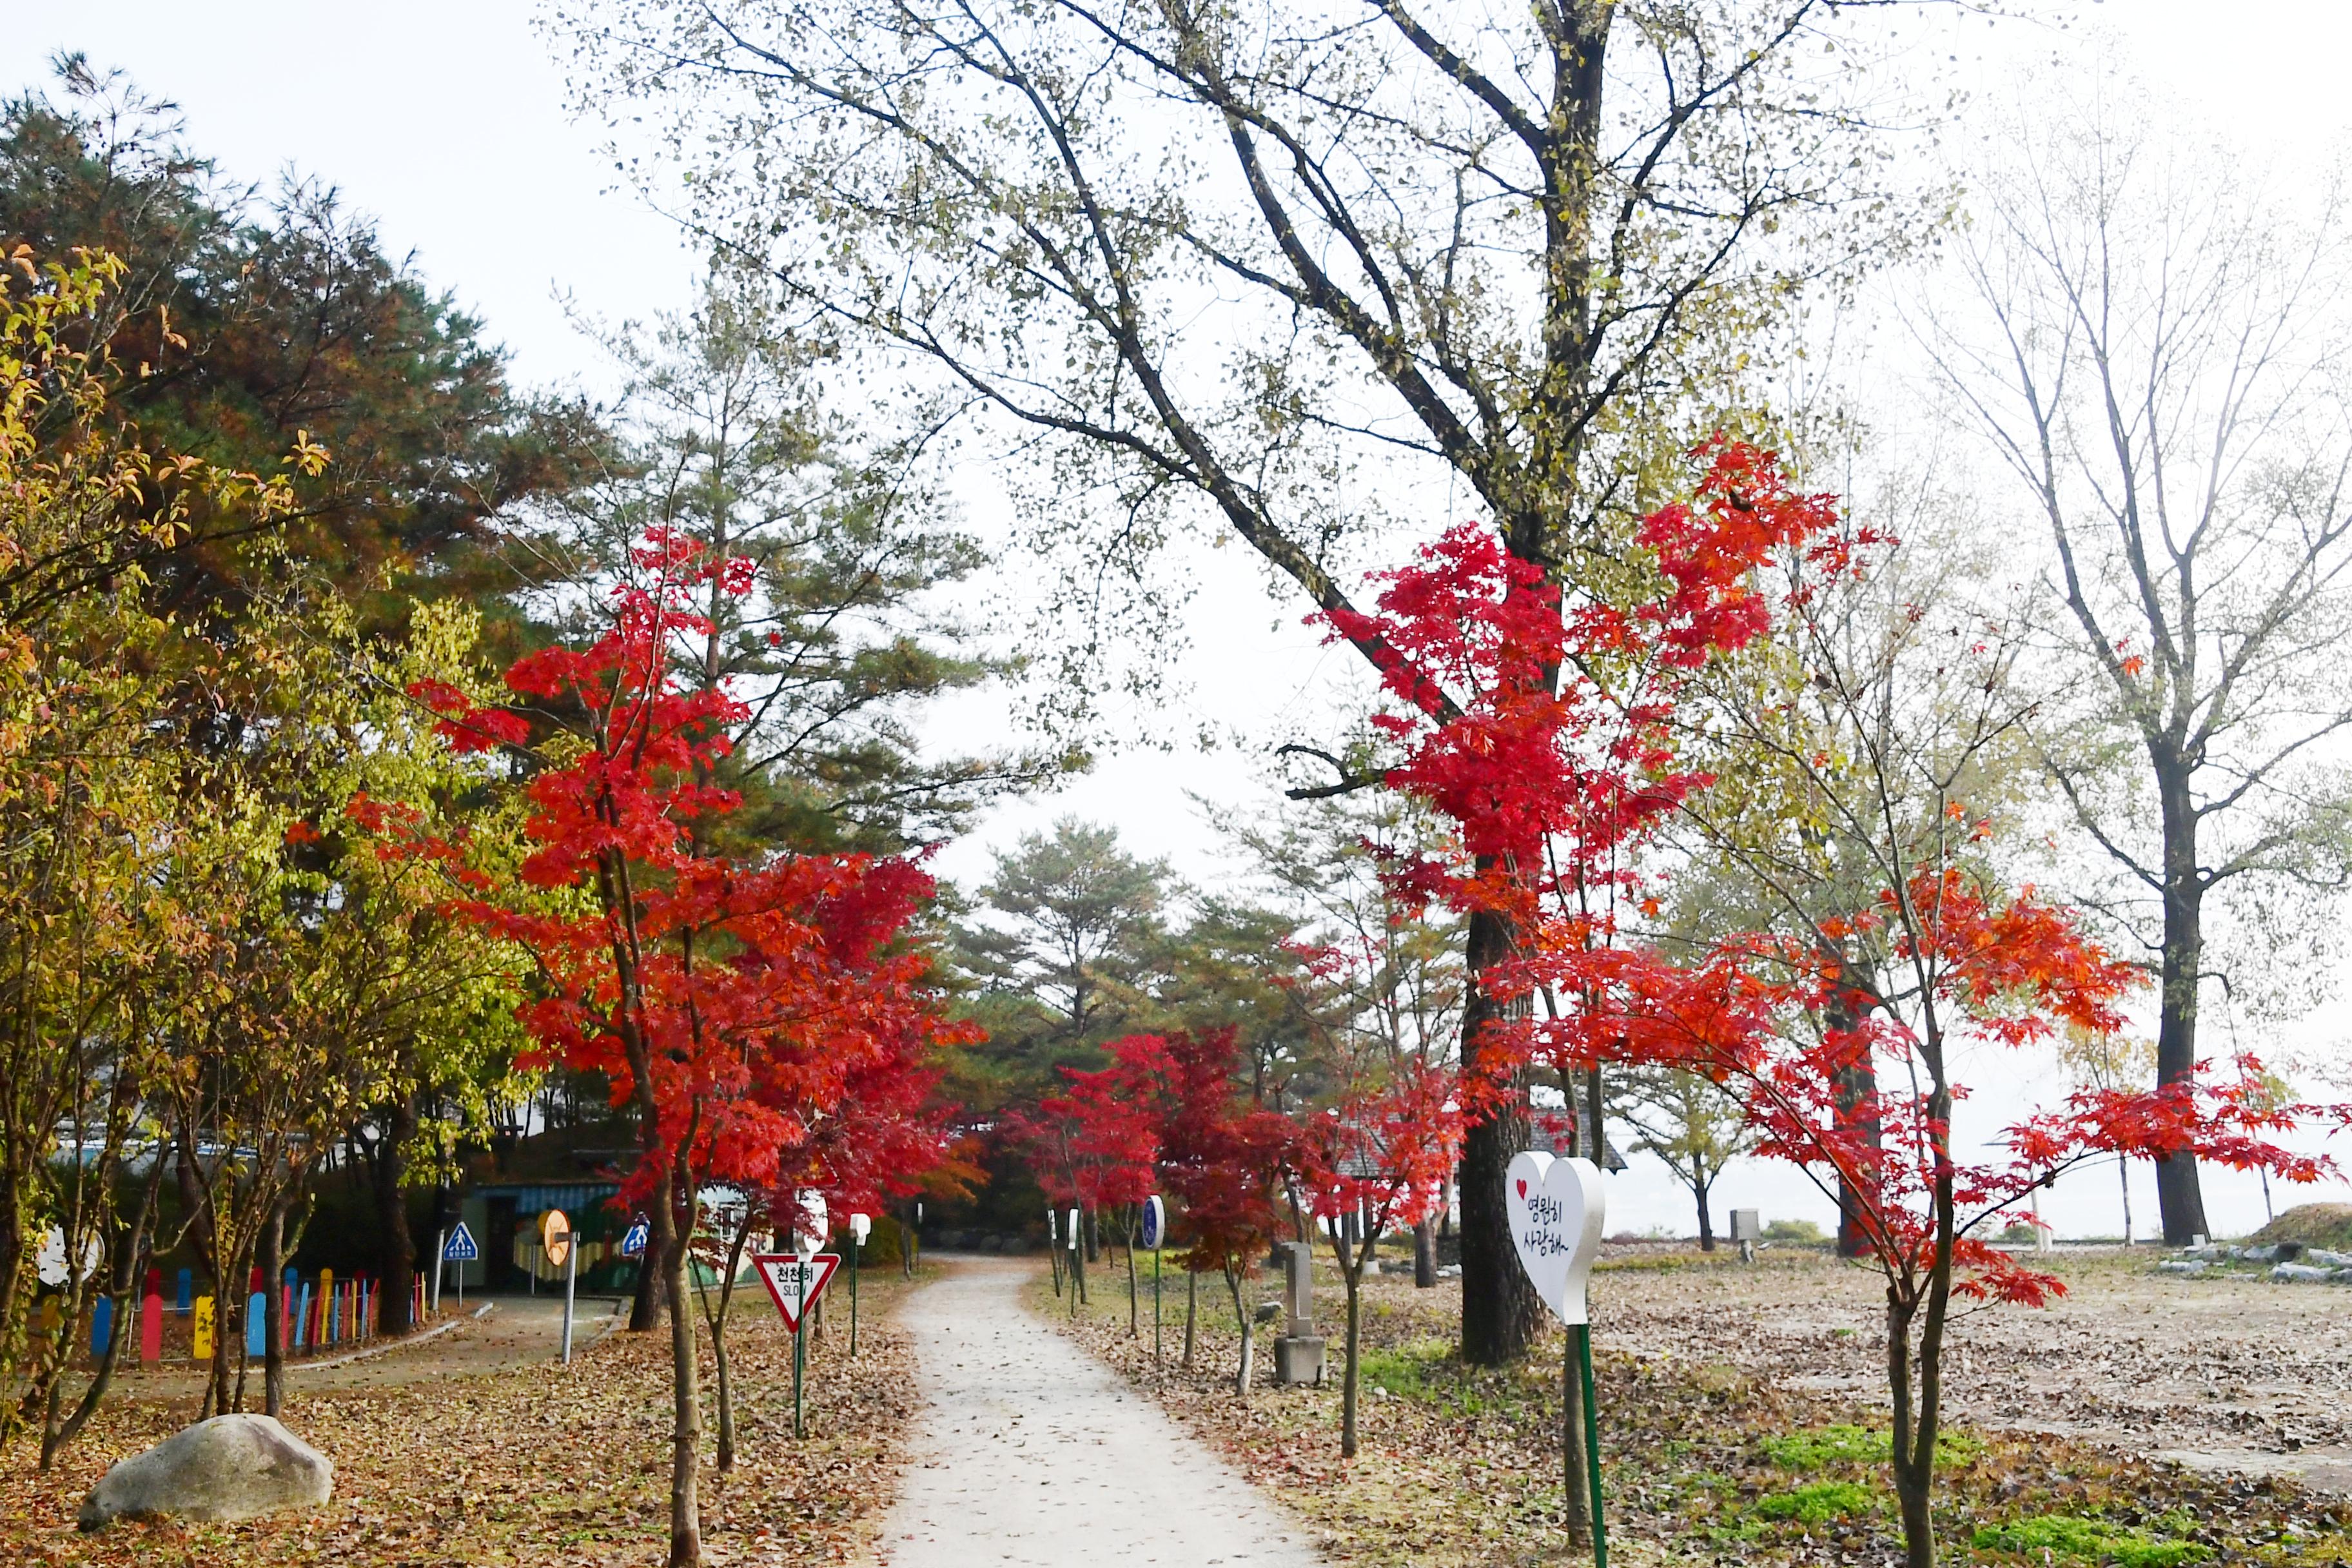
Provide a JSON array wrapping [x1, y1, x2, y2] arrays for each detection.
[[695, 1211, 754, 1473], [1225, 1267, 1253, 1398], [1341, 1260, 1362, 1456], [660, 1205, 701, 1567], [371, 1093, 420, 1335], [2119, 1157, 2133, 1246], [1413, 1218, 1436, 1289], [260, 1202, 286, 1418], [1183, 1265, 1197, 1367], [1562, 1322, 1591, 1545], [1694, 1153, 1716, 1251]]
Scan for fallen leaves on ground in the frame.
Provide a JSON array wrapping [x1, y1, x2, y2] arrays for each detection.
[[1044, 1246, 2352, 1566], [3, 1271, 925, 1567]]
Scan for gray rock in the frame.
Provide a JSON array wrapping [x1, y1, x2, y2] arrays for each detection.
[[2156, 1260, 2208, 1277], [2271, 1262, 2333, 1284], [2333, 1269, 2352, 1285], [2302, 1248, 2352, 1269], [2239, 1244, 2282, 1263], [78, 1413, 333, 1531]]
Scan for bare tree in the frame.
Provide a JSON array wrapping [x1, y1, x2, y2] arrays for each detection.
[[1931, 83, 2352, 1243], [559, 0, 1926, 1362]]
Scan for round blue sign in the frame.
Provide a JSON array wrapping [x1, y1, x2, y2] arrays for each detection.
[[1139, 1195, 1165, 1250]]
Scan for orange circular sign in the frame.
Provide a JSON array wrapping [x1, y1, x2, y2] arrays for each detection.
[[542, 1209, 572, 1269]]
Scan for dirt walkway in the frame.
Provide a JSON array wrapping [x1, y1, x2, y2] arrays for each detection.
[[879, 1256, 1322, 1568]]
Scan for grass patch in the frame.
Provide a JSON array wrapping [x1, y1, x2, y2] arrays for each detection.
[[1355, 1338, 1454, 1402], [1972, 1511, 2211, 1566], [1758, 1422, 1983, 1471], [1752, 1480, 1875, 1525]]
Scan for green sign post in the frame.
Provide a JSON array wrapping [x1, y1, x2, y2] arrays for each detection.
[[1141, 1195, 1166, 1368], [1506, 1151, 1609, 1568]]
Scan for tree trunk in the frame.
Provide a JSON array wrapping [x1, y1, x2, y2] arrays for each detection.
[[1887, 1295, 1932, 1568], [1562, 1324, 1591, 1545], [1340, 1252, 1363, 1458], [1458, 904, 1544, 1366], [1412, 1219, 1436, 1288], [2119, 1157, 2134, 1246], [260, 1202, 286, 1418], [1183, 1266, 1197, 1367], [1083, 1206, 1099, 1264], [1825, 963, 1886, 1259], [372, 1094, 420, 1335], [1225, 1268, 1253, 1398], [630, 1246, 663, 1331], [2153, 776, 2210, 1244], [1694, 1152, 1716, 1252], [660, 1208, 701, 1567]]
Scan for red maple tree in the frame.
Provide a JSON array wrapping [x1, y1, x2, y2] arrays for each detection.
[[1148, 1026, 1297, 1396], [1293, 1054, 1460, 1456], [365, 529, 965, 1568]]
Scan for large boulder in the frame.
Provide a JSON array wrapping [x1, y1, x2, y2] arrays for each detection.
[[78, 1413, 333, 1531]]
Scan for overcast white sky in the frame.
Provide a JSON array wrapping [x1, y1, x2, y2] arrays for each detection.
[[8, 1, 2347, 1239]]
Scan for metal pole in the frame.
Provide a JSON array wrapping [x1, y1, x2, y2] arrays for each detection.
[[1578, 1324, 1607, 1568], [1153, 1244, 1162, 1367], [850, 1240, 861, 1358], [792, 1304, 807, 1439], [433, 1230, 445, 1315], [561, 1235, 578, 1366]]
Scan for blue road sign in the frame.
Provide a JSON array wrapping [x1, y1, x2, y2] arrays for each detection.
[[441, 1221, 480, 1262], [618, 1218, 651, 1259], [1140, 1195, 1166, 1250]]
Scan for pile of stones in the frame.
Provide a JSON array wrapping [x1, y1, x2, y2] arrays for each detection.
[[2157, 1241, 2352, 1284]]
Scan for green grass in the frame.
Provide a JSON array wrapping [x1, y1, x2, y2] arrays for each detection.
[[1972, 1512, 2211, 1566], [1758, 1422, 1983, 1471], [1752, 1480, 1876, 1524], [1355, 1337, 1456, 1404]]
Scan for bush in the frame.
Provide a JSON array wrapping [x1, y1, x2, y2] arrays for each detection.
[[1761, 1217, 1825, 1243]]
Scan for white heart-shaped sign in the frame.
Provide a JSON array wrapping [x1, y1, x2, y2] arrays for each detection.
[[1506, 1151, 1607, 1326]]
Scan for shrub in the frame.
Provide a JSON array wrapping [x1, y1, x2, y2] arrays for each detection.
[[1761, 1218, 1825, 1243]]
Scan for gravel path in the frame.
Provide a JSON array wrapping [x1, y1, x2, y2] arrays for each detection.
[[879, 1256, 1323, 1568]]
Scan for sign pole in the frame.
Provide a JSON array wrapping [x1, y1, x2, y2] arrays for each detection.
[[850, 1238, 861, 1358], [1153, 1244, 1162, 1369], [793, 1306, 807, 1439], [1578, 1322, 1607, 1568], [433, 1229, 445, 1315], [562, 1235, 578, 1365]]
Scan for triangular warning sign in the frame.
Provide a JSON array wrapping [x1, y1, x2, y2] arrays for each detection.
[[752, 1253, 839, 1331]]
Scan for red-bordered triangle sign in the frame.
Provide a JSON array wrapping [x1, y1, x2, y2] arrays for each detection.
[[752, 1253, 839, 1331]]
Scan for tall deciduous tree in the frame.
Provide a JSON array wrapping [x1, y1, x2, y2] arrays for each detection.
[[1608, 1066, 1752, 1251], [559, 0, 1923, 1364], [1932, 84, 2352, 1243]]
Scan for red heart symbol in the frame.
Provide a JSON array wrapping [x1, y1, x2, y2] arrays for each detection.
[[1515, 1179, 1527, 1199]]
